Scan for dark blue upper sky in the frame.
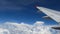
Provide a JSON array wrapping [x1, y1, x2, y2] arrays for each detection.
[[0, 0, 60, 25]]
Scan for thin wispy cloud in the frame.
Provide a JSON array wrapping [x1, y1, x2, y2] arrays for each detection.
[[0, 0, 32, 10], [0, 0, 45, 9]]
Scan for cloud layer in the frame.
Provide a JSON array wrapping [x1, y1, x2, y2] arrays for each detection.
[[0, 21, 57, 34]]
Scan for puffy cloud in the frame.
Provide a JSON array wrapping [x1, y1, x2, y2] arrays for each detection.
[[34, 21, 44, 25], [0, 21, 58, 34], [0, 28, 10, 34]]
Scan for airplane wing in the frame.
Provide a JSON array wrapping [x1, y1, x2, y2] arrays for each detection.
[[37, 6, 60, 24]]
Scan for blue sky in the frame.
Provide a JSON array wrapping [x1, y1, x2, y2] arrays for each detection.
[[0, 0, 60, 25]]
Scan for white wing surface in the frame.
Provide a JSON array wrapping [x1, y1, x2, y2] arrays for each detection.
[[37, 7, 60, 23]]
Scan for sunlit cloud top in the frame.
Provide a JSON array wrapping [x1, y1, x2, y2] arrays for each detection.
[[0, 21, 58, 34]]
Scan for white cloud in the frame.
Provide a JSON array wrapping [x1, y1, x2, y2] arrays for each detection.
[[0, 21, 58, 34], [34, 21, 44, 26], [0, 28, 10, 34]]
